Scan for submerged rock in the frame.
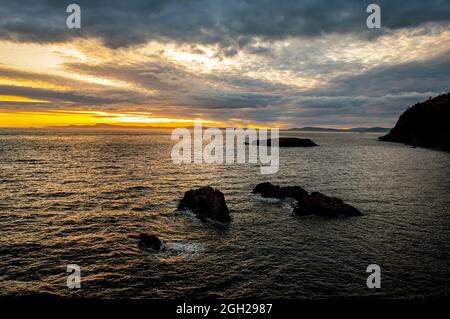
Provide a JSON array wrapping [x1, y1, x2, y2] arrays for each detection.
[[294, 192, 362, 217], [249, 137, 318, 147], [138, 233, 162, 251], [178, 186, 231, 223], [253, 182, 308, 201]]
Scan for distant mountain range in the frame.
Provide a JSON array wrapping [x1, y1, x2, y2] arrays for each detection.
[[46, 123, 173, 129], [46, 123, 223, 130], [286, 127, 390, 133], [45, 123, 390, 132]]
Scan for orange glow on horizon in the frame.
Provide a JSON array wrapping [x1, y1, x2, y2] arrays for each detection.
[[0, 109, 272, 129], [0, 110, 215, 128]]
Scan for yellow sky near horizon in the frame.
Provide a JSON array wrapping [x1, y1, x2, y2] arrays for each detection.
[[0, 109, 227, 128], [0, 108, 279, 129]]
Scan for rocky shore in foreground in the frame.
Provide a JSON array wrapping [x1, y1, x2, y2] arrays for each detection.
[[139, 184, 362, 252], [175, 183, 361, 225]]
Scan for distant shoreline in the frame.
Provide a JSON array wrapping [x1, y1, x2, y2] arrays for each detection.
[[0, 124, 391, 133], [286, 127, 390, 133]]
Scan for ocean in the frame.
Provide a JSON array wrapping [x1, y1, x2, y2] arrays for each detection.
[[0, 129, 449, 298]]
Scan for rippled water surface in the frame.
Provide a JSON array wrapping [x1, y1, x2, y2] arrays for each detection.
[[1, 129, 449, 298]]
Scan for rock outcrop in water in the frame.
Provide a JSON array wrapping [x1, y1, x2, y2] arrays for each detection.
[[379, 93, 450, 151], [293, 192, 362, 217], [178, 186, 231, 223], [249, 137, 318, 147], [138, 233, 162, 251], [253, 182, 308, 201], [253, 183, 361, 217]]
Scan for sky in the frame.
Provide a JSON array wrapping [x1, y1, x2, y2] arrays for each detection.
[[0, 0, 449, 128]]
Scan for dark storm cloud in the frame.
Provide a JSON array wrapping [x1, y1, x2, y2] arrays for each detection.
[[1, 0, 450, 49]]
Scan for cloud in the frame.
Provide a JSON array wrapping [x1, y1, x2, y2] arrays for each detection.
[[185, 91, 286, 109], [281, 52, 450, 125], [309, 51, 450, 97], [1, 0, 450, 51], [0, 84, 139, 105], [1, 1, 449, 127]]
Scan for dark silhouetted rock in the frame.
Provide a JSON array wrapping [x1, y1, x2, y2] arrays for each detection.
[[253, 182, 284, 198], [254, 183, 362, 217], [294, 192, 362, 217], [253, 182, 277, 195], [379, 93, 450, 151], [249, 138, 318, 147], [139, 233, 162, 251], [281, 186, 309, 201], [179, 186, 231, 223], [253, 182, 308, 201]]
